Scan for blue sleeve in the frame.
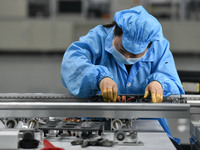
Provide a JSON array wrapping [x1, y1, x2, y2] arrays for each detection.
[[146, 39, 185, 97], [61, 25, 113, 98]]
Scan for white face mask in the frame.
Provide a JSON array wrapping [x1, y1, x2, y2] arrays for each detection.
[[111, 44, 142, 65]]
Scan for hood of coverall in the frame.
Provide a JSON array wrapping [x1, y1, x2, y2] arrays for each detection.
[[113, 5, 163, 54]]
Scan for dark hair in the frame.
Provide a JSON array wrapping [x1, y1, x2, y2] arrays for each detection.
[[147, 42, 152, 48], [103, 22, 152, 49], [103, 21, 116, 28], [103, 21, 123, 37]]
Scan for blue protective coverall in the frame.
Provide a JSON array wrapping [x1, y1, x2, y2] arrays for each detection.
[[61, 6, 185, 144]]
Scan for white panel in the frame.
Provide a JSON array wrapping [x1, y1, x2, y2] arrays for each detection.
[[0, 0, 27, 18], [0, 20, 200, 53], [29, 20, 54, 50], [111, 0, 139, 16], [0, 21, 30, 50], [161, 22, 200, 53], [55, 22, 73, 51], [0, 130, 19, 149], [72, 23, 97, 42], [168, 118, 190, 144]]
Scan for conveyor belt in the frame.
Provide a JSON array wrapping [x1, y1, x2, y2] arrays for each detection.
[[0, 93, 88, 102], [0, 93, 200, 104]]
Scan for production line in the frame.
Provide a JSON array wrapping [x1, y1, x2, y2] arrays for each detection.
[[1, 0, 200, 149], [0, 93, 199, 149]]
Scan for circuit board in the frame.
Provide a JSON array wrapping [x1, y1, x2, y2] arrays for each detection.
[[90, 95, 187, 103], [39, 119, 104, 137]]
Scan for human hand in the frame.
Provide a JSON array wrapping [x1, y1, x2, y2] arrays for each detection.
[[144, 81, 163, 103], [99, 77, 118, 102]]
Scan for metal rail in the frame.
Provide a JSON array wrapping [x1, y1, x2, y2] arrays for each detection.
[[0, 102, 190, 118], [1, 93, 200, 119]]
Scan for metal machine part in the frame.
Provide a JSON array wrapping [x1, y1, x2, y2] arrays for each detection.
[[4, 118, 18, 129], [71, 135, 115, 148], [19, 131, 39, 149], [0, 102, 190, 118], [115, 130, 126, 143], [46, 131, 176, 150], [111, 119, 135, 130], [39, 120, 104, 138], [111, 119, 123, 130], [0, 93, 199, 149], [3, 93, 200, 120], [114, 130, 141, 145], [190, 121, 200, 140], [0, 129, 40, 149], [190, 121, 200, 150], [0, 102, 190, 119], [111, 119, 165, 146], [112, 119, 142, 145], [0, 93, 199, 103], [114, 120, 163, 146], [27, 118, 38, 129]]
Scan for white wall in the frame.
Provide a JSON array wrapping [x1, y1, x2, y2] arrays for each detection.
[[162, 22, 200, 53], [0, 20, 200, 53], [0, 0, 27, 18], [111, 0, 140, 16], [0, 0, 199, 53], [0, 21, 73, 51]]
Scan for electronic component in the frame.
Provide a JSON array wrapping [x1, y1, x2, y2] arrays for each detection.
[[90, 94, 188, 103], [39, 120, 104, 138], [90, 95, 151, 102]]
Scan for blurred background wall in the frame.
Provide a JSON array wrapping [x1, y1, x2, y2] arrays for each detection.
[[0, 0, 200, 53], [0, 0, 200, 145]]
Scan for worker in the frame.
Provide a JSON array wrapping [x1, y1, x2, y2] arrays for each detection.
[[61, 6, 184, 145]]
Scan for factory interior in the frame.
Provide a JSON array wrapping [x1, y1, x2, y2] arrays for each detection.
[[0, 0, 200, 149]]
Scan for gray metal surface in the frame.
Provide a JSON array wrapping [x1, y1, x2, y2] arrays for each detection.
[[183, 95, 200, 120], [37, 132, 176, 150], [0, 102, 190, 118], [2, 93, 199, 119], [190, 121, 200, 141], [1, 93, 200, 103], [0, 130, 19, 149], [165, 95, 200, 105], [29, 120, 174, 150], [181, 95, 200, 106], [190, 121, 200, 150], [132, 120, 164, 132]]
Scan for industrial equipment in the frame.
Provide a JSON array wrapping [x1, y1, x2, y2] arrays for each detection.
[[0, 93, 199, 149]]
